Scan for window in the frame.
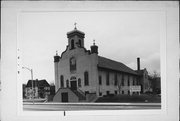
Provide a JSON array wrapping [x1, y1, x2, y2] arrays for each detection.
[[106, 72, 109, 85], [137, 77, 140, 85], [133, 77, 135, 85], [78, 39, 82, 47], [99, 75, 102, 85], [115, 91, 117, 95], [99, 92, 102, 96], [70, 57, 76, 72], [127, 76, 130, 86], [121, 74, 124, 86], [60, 75, 64, 88], [66, 80, 69, 88], [121, 80, 124, 86], [106, 91, 110, 95], [84, 71, 89, 86], [136, 78, 139, 85], [114, 73, 117, 86], [71, 39, 74, 49], [122, 91, 124, 94], [78, 78, 81, 87]]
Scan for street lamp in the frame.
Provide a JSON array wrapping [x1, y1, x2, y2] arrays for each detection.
[[22, 66, 34, 104]]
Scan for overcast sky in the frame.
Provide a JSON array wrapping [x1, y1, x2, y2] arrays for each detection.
[[19, 11, 161, 84]]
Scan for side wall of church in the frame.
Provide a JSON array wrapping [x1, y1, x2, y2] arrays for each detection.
[[98, 70, 139, 96]]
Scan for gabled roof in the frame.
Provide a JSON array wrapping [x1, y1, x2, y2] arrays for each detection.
[[38, 80, 50, 87], [26, 79, 50, 88], [26, 80, 38, 87], [98, 56, 138, 75]]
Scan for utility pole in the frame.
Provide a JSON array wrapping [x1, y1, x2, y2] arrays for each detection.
[[22, 66, 34, 104]]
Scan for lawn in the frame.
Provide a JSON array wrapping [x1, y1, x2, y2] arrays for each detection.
[[95, 94, 161, 103]]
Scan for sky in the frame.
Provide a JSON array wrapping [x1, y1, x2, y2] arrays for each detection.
[[19, 11, 161, 84]]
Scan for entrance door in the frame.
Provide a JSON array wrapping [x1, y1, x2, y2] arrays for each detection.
[[61, 92, 68, 102], [70, 81, 77, 90]]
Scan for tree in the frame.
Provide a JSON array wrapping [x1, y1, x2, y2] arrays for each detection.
[[50, 82, 55, 86], [150, 71, 160, 78], [149, 71, 161, 94]]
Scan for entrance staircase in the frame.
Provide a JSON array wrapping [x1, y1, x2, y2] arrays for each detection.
[[70, 88, 86, 101], [70, 88, 98, 102]]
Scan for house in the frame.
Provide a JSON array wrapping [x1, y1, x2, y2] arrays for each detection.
[[53, 27, 151, 102], [22, 84, 26, 99], [25, 79, 50, 99]]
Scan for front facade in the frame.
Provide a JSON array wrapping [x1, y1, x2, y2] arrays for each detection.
[[53, 27, 150, 102]]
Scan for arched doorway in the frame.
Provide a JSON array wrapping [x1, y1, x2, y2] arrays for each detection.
[[70, 76, 77, 90]]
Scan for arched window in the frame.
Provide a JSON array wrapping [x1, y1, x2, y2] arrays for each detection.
[[66, 80, 69, 88], [84, 71, 89, 86], [71, 39, 74, 49], [106, 72, 109, 85], [114, 73, 117, 86], [78, 78, 81, 87], [127, 76, 130, 86], [70, 57, 76, 72], [136, 77, 139, 85], [133, 77, 135, 85], [99, 75, 102, 85], [78, 39, 82, 47], [121, 74, 124, 86], [60, 75, 64, 88]]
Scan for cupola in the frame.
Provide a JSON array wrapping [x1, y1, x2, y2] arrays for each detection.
[[67, 23, 85, 49], [54, 51, 60, 62], [91, 40, 98, 54]]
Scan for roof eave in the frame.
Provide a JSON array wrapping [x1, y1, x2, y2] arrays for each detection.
[[97, 66, 138, 76]]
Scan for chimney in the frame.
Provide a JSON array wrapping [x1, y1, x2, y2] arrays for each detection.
[[137, 57, 140, 71]]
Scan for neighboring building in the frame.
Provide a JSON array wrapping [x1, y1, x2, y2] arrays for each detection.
[[53, 27, 150, 102], [50, 85, 55, 95], [22, 84, 26, 99], [47, 84, 56, 102], [25, 79, 50, 99]]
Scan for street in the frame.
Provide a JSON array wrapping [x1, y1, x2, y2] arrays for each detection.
[[23, 102, 161, 111]]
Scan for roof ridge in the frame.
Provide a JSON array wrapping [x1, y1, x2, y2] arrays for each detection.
[[98, 56, 138, 75], [98, 56, 124, 64]]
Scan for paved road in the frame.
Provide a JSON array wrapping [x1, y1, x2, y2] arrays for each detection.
[[23, 103, 161, 111]]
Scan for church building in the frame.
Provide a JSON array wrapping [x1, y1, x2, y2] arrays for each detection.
[[53, 26, 150, 102]]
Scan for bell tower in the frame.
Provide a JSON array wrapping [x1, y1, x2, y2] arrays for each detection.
[[67, 23, 85, 50]]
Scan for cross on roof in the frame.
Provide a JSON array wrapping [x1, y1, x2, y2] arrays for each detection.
[[93, 39, 96, 45], [56, 50, 58, 55], [74, 22, 77, 29]]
